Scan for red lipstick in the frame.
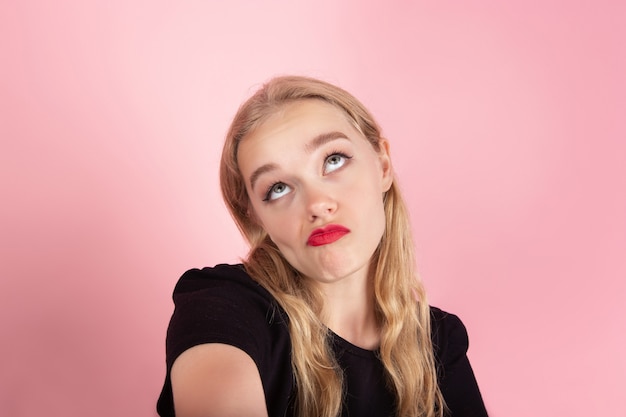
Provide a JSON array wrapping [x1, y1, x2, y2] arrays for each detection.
[[307, 224, 350, 247]]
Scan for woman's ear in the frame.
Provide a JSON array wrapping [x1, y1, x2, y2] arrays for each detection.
[[378, 138, 393, 192]]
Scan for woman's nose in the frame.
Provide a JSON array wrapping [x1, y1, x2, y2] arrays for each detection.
[[304, 185, 337, 221]]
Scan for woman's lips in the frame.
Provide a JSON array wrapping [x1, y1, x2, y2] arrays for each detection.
[[307, 224, 350, 247]]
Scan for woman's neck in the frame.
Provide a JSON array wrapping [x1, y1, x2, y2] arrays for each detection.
[[314, 272, 381, 350]]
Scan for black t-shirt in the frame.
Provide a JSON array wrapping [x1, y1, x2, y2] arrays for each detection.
[[157, 264, 488, 416]]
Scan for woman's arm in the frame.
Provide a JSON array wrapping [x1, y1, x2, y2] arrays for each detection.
[[171, 343, 268, 417]]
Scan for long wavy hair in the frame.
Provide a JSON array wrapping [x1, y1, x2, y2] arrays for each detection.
[[219, 75, 444, 417]]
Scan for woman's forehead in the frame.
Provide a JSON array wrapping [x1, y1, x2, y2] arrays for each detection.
[[236, 100, 367, 181], [243, 99, 358, 146]]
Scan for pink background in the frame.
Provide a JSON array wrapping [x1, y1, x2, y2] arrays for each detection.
[[2, 1, 625, 416]]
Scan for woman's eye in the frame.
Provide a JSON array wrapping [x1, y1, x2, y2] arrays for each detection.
[[324, 153, 350, 174], [264, 182, 291, 201]]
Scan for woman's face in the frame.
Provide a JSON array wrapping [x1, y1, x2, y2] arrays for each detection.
[[237, 99, 393, 287]]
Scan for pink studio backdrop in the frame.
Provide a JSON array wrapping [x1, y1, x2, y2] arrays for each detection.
[[1, 1, 624, 416]]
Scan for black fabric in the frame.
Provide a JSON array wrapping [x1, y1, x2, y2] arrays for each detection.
[[157, 264, 488, 417]]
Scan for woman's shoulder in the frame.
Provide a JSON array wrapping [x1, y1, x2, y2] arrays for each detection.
[[429, 306, 469, 359], [170, 263, 277, 307], [159, 264, 294, 417], [429, 307, 489, 416], [173, 263, 268, 295], [429, 306, 465, 331], [166, 263, 288, 366], [168, 263, 283, 337]]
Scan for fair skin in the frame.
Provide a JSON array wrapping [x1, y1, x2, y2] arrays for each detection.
[[171, 343, 267, 417], [171, 99, 393, 416]]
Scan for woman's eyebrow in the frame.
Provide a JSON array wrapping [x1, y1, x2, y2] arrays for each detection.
[[304, 131, 349, 154], [249, 162, 278, 191], [249, 131, 350, 190]]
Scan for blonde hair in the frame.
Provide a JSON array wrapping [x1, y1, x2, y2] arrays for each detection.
[[220, 75, 444, 417]]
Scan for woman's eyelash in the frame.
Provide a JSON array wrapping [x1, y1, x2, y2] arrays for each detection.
[[324, 150, 353, 162], [263, 183, 276, 201]]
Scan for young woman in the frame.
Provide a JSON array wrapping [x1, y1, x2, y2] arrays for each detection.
[[157, 76, 488, 417]]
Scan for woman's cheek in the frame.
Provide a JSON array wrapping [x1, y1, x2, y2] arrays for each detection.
[[266, 215, 295, 244]]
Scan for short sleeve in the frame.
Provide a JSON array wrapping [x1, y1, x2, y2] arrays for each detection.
[[165, 264, 277, 370], [157, 264, 294, 417], [431, 307, 488, 417]]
